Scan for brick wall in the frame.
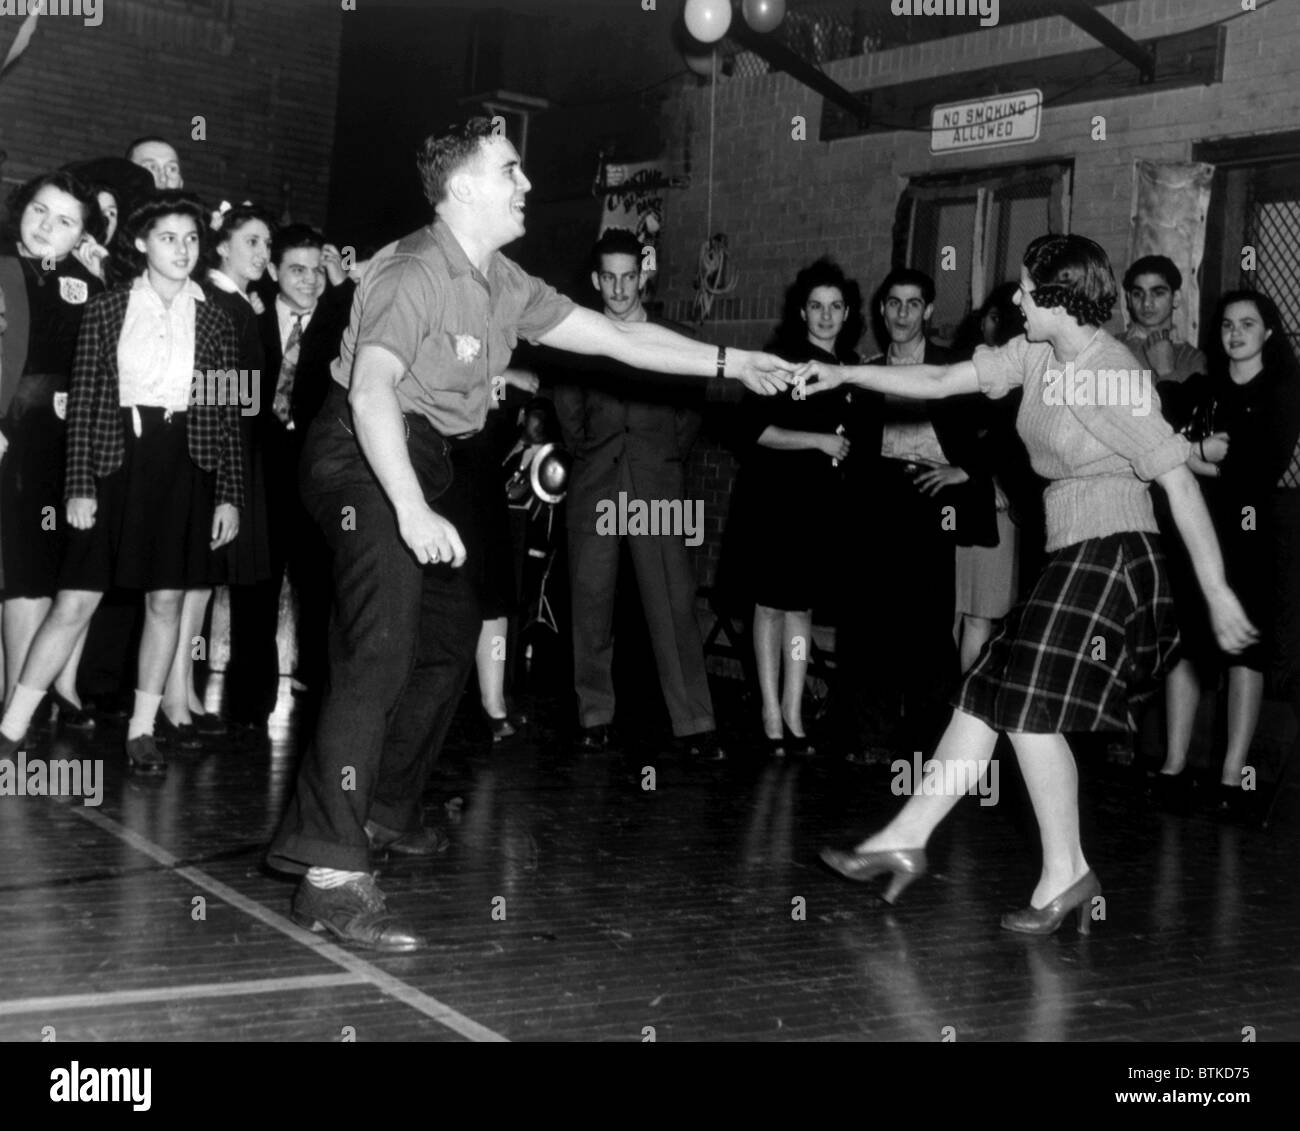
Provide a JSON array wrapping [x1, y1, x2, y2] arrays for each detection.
[[651, 0, 1300, 588], [0, 0, 342, 227]]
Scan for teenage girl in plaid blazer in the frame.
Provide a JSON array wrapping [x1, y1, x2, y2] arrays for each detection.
[[0, 192, 243, 775], [803, 235, 1257, 933]]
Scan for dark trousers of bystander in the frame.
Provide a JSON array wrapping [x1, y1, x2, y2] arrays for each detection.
[[267, 393, 480, 875], [835, 459, 960, 757]]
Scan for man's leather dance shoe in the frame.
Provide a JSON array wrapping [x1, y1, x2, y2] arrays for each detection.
[[1000, 871, 1102, 935], [575, 724, 614, 752], [365, 819, 450, 857], [290, 874, 425, 952], [819, 846, 928, 904]]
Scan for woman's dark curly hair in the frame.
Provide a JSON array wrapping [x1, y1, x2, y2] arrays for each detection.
[[205, 201, 276, 270], [110, 191, 208, 286], [1022, 234, 1117, 328], [770, 256, 864, 362], [4, 169, 105, 249]]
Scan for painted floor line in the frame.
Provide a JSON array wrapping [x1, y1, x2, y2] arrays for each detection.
[[0, 973, 365, 1017], [66, 802, 509, 1042]]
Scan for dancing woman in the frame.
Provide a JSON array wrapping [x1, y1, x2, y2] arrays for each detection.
[[801, 235, 1256, 933]]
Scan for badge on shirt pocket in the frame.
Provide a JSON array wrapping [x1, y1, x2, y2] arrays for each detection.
[[59, 276, 89, 305], [53, 392, 69, 420], [452, 333, 482, 364]]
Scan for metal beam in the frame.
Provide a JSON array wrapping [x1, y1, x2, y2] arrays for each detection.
[[724, 10, 870, 129], [1055, 0, 1155, 81]]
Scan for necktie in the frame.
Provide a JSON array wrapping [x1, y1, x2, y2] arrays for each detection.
[[273, 313, 304, 427]]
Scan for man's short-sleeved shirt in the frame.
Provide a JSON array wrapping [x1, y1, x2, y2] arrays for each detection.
[[330, 219, 574, 436]]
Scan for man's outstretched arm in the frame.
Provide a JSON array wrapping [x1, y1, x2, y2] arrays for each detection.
[[537, 306, 793, 395]]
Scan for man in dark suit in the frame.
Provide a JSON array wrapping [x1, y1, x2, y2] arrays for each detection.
[[840, 267, 995, 760], [553, 229, 724, 758], [256, 226, 355, 709]]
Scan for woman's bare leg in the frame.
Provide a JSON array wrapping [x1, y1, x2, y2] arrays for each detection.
[[753, 604, 783, 739], [1221, 665, 1264, 787], [1008, 731, 1090, 907], [1160, 658, 1200, 776], [855, 708, 999, 851], [780, 609, 812, 736]]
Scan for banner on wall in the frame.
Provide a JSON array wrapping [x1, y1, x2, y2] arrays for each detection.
[[598, 159, 667, 285], [1127, 160, 1214, 346]]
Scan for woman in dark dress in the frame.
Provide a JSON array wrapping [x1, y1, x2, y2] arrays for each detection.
[[730, 258, 863, 755], [0, 171, 105, 725], [160, 202, 274, 744], [1154, 290, 1300, 815]]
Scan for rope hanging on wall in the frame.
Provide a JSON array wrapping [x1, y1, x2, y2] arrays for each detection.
[[693, 48, 738, 325]]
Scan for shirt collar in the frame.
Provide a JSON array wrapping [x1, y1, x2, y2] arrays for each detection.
[[887, 337, 926, 365], [276, 294, 314, 322], [430, 217, 493, 285], [133, 273, 206, 304], [207, 267, 249, 301]]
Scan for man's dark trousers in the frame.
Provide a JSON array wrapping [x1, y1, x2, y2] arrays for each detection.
[[841, 458, 960, 756], [267, 397, 480, 874]]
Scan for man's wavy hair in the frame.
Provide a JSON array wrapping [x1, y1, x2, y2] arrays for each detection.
[[771, 256, 864, 362], [1022, 234, 1118, 328], [417, 117, 498, 207]]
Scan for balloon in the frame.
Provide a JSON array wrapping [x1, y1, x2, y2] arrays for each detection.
[[742, 0, 785, 34], [684, 48, 717, 77], [684, 0, 732, 44]]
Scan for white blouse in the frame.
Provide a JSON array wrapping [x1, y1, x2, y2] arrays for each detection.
[[117, 274, 206, 412]]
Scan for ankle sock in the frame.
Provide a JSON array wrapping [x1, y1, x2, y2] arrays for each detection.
[[127, 690, 163, 741], [0, 684, 48, 742], [306, 867, 369, 890]]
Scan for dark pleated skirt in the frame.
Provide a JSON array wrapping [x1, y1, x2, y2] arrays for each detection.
[[0, 374, 68, 599], [209, 413, 272, 585], [59, 407, 216, 592]]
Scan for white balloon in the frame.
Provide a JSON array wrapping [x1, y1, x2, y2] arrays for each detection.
[[684, 0, 732, 45]]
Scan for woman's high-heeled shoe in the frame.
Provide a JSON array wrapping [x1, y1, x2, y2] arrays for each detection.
[[1000, 871, 1102, 935], [819, 846, 928, 904], [50, 690, 96, 731], [485, 707, 528, 743], [783, 724, 816, 757]]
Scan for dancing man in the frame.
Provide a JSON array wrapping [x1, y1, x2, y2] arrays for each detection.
[[267, 118, 793, 951]]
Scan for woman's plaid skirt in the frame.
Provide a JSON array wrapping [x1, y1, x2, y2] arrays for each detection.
[[955, 532, 1181, 734]]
